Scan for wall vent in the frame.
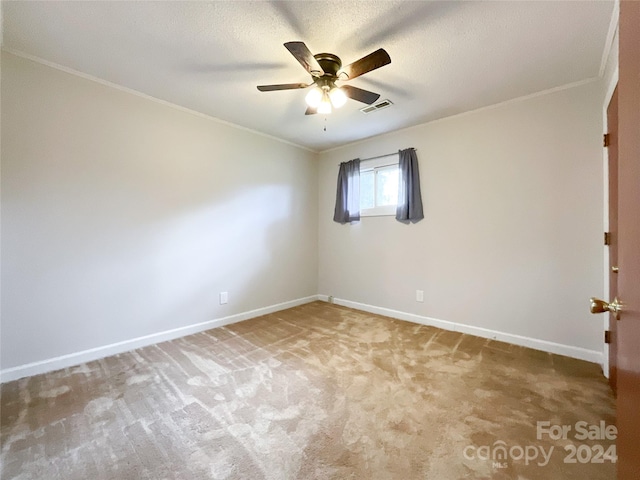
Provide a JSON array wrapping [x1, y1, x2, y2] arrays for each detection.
[[360, 99, 394, 114]]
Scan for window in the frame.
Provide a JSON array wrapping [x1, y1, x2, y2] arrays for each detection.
[[359, 154, 399, 216]]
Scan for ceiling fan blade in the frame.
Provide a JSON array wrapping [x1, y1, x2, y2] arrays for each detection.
[[305, 106, 317, 115], [341, 85, 381, 105], [284, 41, 325, 77], [338, 48, 391, 80], [257, 83, 311, 92]]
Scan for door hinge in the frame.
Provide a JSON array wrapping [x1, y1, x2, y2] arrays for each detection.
[[605, 330, 611, 344], [604, 232, 611, 246], [604, 133, 611, 147]]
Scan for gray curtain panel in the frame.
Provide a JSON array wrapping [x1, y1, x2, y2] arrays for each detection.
[[333, 159, 361, 224], [396, 148, 424, 223]]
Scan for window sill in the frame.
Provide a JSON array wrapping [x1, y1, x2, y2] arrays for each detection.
[[360, 205, 397, 217]]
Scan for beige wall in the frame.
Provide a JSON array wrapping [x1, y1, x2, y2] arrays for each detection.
[[1, 49, 610, 375], [318, 81, 605, 356], [1, 52, 318, 371]]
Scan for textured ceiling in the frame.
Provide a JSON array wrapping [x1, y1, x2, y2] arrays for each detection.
[[3, 1, 616, 151]]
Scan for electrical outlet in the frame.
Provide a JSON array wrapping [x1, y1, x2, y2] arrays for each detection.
[[219, 292, 228, 305], [416, 290, 424, 302]]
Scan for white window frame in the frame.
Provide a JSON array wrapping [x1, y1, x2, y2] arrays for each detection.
[[359, 154, 399, 217]]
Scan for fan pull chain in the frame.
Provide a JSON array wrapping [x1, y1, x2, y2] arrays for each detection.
[[324, 117, 327, 132]]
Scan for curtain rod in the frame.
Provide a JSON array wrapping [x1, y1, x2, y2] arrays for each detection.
[[360, 149, 416, 163]]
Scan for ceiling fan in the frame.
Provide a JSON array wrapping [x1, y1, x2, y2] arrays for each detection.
[[257, 42, 391, 115]]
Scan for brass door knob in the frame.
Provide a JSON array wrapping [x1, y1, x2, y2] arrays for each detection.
[[590, 297, 623, 320]]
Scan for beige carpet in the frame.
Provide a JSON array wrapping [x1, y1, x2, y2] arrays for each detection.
[[1, 302, 615, 479]]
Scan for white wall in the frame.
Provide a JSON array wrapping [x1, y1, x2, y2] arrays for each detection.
[[318, 81, 605, 359], [602, 29, 619, 100], [1, 52, 318, 373]]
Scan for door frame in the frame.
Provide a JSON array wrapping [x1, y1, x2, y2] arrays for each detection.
[[601, 39, 618, 379]]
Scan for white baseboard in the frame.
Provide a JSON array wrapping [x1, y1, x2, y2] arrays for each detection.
[[1, 294, 602, 383], [0, 295, 321, 383], [323, 296, 602, 365]]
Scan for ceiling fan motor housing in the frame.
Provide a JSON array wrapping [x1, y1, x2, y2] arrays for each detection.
[[313, 53, 342, 84]]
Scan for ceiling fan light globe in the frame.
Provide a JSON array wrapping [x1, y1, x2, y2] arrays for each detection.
[[305, 88, 323, 108], [329, 87, 347, 108], [318, 99, 332, 115]]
